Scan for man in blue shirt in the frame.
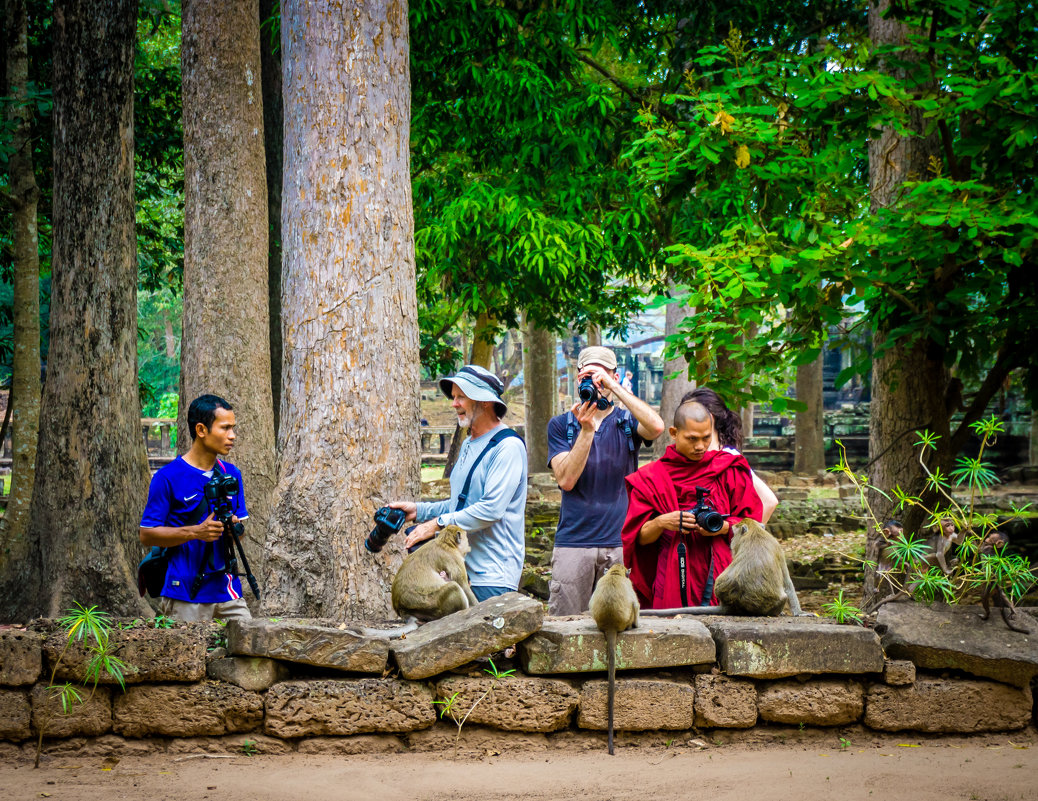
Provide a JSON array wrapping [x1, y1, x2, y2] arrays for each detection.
[[546, 346, 665, 615], [140, 394, 251, 622], [390, 365, 528, 602]]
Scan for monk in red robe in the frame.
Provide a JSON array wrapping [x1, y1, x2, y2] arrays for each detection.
[[622, 401, 763, 609]]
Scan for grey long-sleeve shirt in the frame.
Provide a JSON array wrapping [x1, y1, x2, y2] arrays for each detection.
[[416, 424, 528, 589]]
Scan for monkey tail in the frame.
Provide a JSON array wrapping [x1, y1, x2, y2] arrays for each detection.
[[346, 616, 419, 639], [606, 628, 616, 756]]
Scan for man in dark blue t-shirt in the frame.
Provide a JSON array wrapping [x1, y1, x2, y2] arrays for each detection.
[[140, 394, 251, 622], [546, 347, 664, 615]]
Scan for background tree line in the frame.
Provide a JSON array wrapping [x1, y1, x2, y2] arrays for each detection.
[[0, 0, 1034, 619]]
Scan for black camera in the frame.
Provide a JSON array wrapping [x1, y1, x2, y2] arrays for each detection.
[[689, 486, 725, 533], [366, 506, 407, 553], [578, 376, 610, 410], [203, 471, 239, 526]]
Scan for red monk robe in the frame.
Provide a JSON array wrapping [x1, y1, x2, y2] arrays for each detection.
[[622, 446, 763, 608]]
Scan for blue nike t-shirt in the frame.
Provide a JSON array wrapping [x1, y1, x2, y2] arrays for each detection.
[[140, 456, 249, 603]]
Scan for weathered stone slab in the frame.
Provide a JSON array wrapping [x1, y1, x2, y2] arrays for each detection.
[[391, 593, 543, 680], [865, 678, 1032, 732], [876, 603, 1038, 688], [882, 659, 915, 686], [706, 617, 883, 678], [519, 617, 715, 675], [207, 656, 290, 691], [693, 674, 757, 728], [578, 678, 694, 731], [297, 735, 407, 755], [0, 630, 43, 686], [167, 734, 293, 755], [113, 681, 263, 737], [31, 683, 111, 738], [226, 618, 388, 674], [435, 676, 578, 732], [757, 679, 863, 726], [0, 689, 31, 740], [44, 625, 206, 684], [264, 679, 435, 738]]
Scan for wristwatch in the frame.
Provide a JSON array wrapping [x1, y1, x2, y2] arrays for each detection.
[[436, 514, 450, 529]]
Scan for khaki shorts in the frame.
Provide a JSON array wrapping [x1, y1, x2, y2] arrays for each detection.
[[548, 546, 624, 616], [159, 596, 252, 623]]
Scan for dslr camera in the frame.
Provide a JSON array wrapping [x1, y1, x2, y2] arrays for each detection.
[[366, 506, 407, 553], [688, 486, 725, 534], [203, 471, 240, 529], [577, 376, 611, 410]]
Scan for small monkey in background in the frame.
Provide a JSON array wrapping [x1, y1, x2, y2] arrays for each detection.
[[589, 564, 639, 755], [641, 519, 805, 616], [391, 526, 478, 621], [978, 530, 1030, 635]]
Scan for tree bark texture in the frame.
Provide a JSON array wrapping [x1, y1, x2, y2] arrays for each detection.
[[864, 0, 944, 608], [8, 0, 151, 620], [794, 352, 826, 474], [522, 315, 554, 475], [654, 292, 696, 457], [264, 0, 419, 618], [260, 0, 283, 437], [0, 0, 42, 580], [179, 0, 277, 604]]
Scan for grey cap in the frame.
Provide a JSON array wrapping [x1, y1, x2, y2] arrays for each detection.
[[439, 364, 508, 418]]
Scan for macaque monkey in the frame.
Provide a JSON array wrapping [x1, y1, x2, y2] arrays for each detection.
[[391, 525, 478, 622], [978, 531, 1030, 635], [589, 564, 639, 755], [641, 519, 805, 616], [927, 516, 962, 575]]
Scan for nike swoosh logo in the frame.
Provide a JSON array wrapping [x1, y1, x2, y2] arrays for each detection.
[[183, 494, 199, 502]]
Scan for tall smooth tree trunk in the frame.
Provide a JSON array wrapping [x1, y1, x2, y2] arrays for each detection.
[[794, 351, 826, 474], [0, 0, 42, 589], [522, 314, 554, 474], [864, 0, 945, 608], [260, 0, 283, 438], [179, 0, 277, 603], [10, 0, 151, 620], [655, 293, 695, 457], [586, 324, 601, 347], [264, 0, 419, 618]]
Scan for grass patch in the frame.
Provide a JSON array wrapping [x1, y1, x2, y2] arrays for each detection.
[[421, 464, 444, 482]]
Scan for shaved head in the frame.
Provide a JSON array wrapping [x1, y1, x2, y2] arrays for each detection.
[[674, 401, 713, 430]]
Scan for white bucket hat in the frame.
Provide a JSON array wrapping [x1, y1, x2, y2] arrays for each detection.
[[439, 364, 508, 417]]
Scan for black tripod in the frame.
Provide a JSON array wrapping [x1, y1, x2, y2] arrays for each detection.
[[189, 518, 261, 600]]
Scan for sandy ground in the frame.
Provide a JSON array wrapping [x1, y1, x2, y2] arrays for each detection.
[[3, 729, 1037, 801]]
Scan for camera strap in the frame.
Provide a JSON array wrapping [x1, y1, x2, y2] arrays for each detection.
[[456, 428, 524, 511]]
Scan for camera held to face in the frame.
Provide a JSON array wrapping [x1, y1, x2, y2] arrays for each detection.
[[366, 506, 408, 553], [689, 486, 725, 533], [578, 376, 611, 410]]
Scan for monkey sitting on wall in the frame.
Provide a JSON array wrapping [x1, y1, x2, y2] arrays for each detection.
[[641, 519, 805, 616], [391, 525, 478, 622], [589, 564, 639, 755]]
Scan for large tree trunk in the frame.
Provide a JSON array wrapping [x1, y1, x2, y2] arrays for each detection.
[[522, 314, 554, 474], [7, 0, 151, 620], [864, 0, 944, 608], [794, 351, 826, 474], [179, 0, 276, 605], [263, 0, 419, 618], [0, 0, 42, 584], [260, 0, 283, 438], [654, 293, 695, 457]]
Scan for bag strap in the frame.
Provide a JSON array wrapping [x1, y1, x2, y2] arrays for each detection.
[[566, 409, 636, 453], [457, 428, 524, 511]]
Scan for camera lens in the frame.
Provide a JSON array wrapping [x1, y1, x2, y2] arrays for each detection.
[[364, 506, 407, 553], [696, 509, 725, 533], [578, 376, 598, 403]]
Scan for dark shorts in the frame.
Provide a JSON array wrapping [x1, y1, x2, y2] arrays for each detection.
[[471, 585, 512, 603]]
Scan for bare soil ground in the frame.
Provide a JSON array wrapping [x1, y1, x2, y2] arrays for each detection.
[[4, 728, 1036, 801]]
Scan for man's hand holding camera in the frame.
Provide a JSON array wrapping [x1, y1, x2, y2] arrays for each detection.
[[191, 513, 226, 543]]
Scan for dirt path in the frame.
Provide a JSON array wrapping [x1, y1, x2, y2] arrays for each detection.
[[3, 730, 1036, 801]]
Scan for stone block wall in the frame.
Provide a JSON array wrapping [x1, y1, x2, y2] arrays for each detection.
[[1, 601, 1036, 760]]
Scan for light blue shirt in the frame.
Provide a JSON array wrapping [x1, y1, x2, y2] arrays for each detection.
[[416, 424, 528, 589]]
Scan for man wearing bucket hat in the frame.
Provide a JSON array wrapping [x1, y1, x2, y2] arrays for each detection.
[[389, 365, 528, 601], [546, 346, 665, 615]]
